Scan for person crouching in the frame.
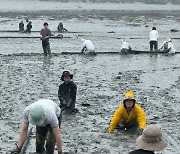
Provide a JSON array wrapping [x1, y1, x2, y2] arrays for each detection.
[[108, 91, 146, 134], [11, 99, 62, 154]]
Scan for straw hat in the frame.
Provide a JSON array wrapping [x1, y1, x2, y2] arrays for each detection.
[[136, 124, 168, 151], [165, 38, 171, 42]]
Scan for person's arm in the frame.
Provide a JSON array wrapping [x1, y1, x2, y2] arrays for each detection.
[[17, 122, 29, 148], [136, 105, 146, 129], [70, 84, 77, 102], [58, 86, 67, 108], [49, 29, 54, 37], [81, 47, 86, 53], [52, 126, 62, 154], [108, 106, 123, 133]]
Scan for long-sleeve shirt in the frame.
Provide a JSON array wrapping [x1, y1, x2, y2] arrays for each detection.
[[58, 81, 77, 106]]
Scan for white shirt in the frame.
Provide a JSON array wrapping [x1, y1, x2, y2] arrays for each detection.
[[168, 42, 176, 54], [23, 99, 61, 127], [82, 40, 95, 52], [149, 30, 159, 41], [121, 41, 131, 49]]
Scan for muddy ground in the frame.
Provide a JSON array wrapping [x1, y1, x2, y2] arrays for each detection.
[[0, 1, 180, 154]]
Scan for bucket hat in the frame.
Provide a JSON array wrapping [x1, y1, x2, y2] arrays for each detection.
[[61, 71, 73, 81], [136, 124, 168, 151], [29, 105, 46, 126]]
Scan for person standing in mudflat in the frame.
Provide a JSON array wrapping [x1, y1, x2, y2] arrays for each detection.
[[40, 22, 54, 56], [149, 26, 159, 53]]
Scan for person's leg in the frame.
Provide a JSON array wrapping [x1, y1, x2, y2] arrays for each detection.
[[58, 112, 62, 128], [46, 42, 51, 56], [46, 126, 56, 154], [42, 41, 48, 56], [36, 126, 49, 153], [154, 41, 158, 52], [150, 41, 153, 52]]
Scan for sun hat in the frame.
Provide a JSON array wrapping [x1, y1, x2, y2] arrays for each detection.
[[29, 105, 46, 126], [61, 71, 73, 81], [165, 38, 171, 42], [136, 124, 168, 151]]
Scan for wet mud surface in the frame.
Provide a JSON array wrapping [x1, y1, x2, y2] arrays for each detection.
[[0, 1, 180, 154]]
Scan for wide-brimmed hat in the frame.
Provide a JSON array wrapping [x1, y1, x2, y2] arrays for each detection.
[[136, 124, 168, 151], [29, 105, 46, 126], [61, 71, 73, 81]]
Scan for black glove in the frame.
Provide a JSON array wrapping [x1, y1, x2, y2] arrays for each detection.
[[137, 128, 143, 136], [11, 146, 21, 154], [67, 99, 73, 108], [58, 151, 62, 154]]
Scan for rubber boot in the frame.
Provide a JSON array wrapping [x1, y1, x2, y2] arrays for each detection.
[[46, 131, 56, 154], [36, 133, 46, 153]]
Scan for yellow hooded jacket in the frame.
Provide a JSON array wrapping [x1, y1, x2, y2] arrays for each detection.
[[108, 103, 146, 133]]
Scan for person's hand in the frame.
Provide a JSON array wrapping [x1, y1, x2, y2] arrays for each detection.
[[58, 151, 63, 154], [137, 128, 143, 135], [10, 146, 21, 154]]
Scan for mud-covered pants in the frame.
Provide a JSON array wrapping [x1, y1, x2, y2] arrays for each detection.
[[36, 125, 56, 154], [42, 40, 51, 56]]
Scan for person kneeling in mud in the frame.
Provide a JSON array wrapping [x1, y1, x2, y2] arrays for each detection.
[[40, 22, 54, 56], [159, 38, 176, 54], [11, 99, 62, 154], [108, 91, 146, 134], [81, 39, 96, 55], [121, 39, 132, 54], [58, 71, 77, 115]]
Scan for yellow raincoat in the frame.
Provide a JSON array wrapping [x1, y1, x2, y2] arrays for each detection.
[[108, 103, 146, 133]]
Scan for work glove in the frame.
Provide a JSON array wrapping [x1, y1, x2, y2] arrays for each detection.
[[10, 146, 21, 154], [60, 100, 67, 108], [67, 100, 72, 108], [58, 151, 63, 154], [137, 128, 144, 136]]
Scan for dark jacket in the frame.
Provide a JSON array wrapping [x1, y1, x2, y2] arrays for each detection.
[[19, 23, 24, 31], [129, 149, 155, 154], [58, 81, 77, 109]]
